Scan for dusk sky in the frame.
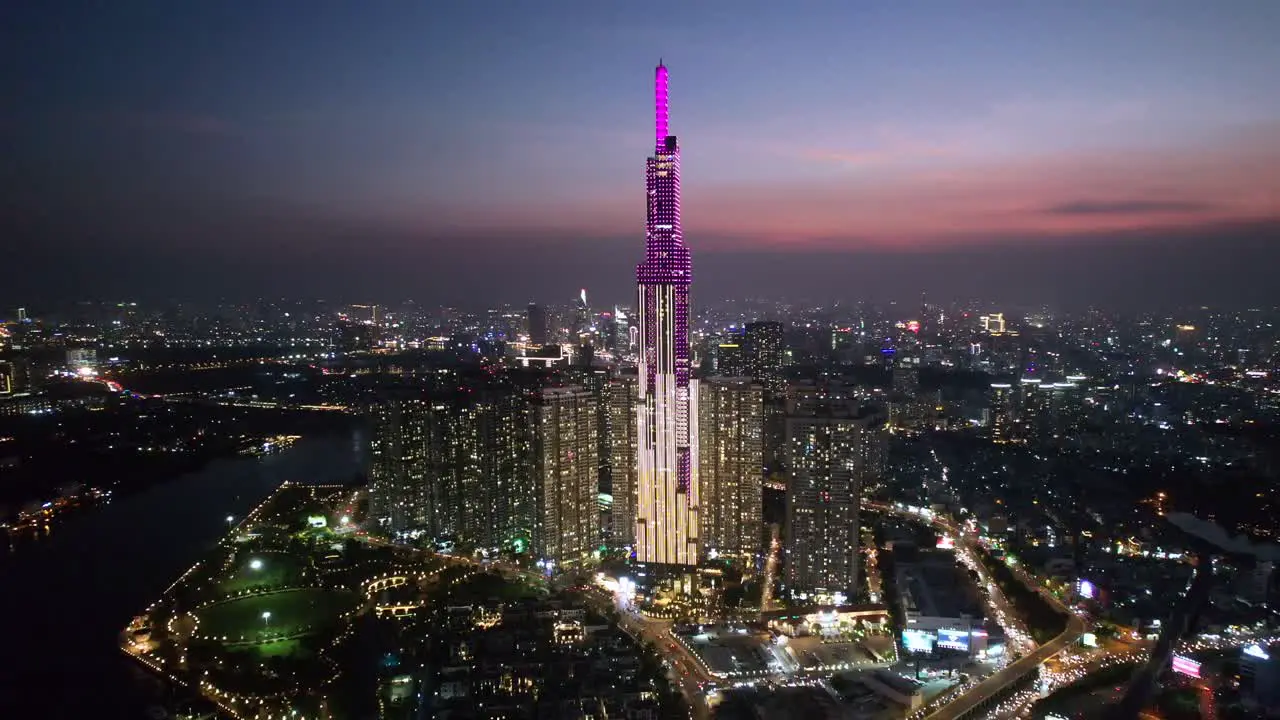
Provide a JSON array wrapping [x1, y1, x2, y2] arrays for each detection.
[[4, 1, 1279, 307]]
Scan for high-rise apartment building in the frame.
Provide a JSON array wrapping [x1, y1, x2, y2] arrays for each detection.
[[608, 372, 639, 547], [744, 321, 785, 395], [714, 336, 745, 376], [367, 381, 535, 551], [1021, 378, 1087, 443], [634, 61, 699, 567], [1018, 377, 1048, 441], [785, 383, 887, 601], [891, 354, 931, 431], [566, 366, 613, 519], [369, 396, 434, 533], [892, 355, 919, 395], [1050, 378, 1088, 440], [988, 382, 1016, 443], [533, 387, 600, 564], [699, 377, 764, 563], [744, 321, 788, 474]]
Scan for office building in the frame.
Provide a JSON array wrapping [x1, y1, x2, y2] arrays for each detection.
[[698, 377, 765, 562], [573, 289, 592, 345], [785, 384, 887, 601], [634, 61, 699, 567], [533, 387, 600, 564]]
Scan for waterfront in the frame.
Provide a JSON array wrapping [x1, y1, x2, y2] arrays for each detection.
[[0, 428, 364, 718]]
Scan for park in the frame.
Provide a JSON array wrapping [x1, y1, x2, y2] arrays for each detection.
[[194, 587, 359, 649], [216, 551, 308, 596]]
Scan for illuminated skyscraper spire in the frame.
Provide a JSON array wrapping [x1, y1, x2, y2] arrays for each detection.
[[654, 61, 668, 145], [634, 61, 698, 566]]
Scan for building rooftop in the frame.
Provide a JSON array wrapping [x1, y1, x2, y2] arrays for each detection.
[[869, 669, 924, 696], [898, 551, 983, 621]]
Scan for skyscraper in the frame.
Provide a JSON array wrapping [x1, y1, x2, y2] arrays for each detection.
[[744, 321, 785, 395], [699, 377, 764, 563], [745, 321, 787, 474], [608, 372, 639, 547], [533, 387, 600, 564], [634, 61, 699, 566], [714, 334, 745, 376], [785, 383, 887, 601], [368, 396, 433, 534], [989, 382, 1015, 443], [891, 354, 929, 431], [573, 289, 591, 345], [367, 379, 535, 550]]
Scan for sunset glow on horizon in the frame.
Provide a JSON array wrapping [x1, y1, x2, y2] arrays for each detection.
[[4, 0, 1279, 302]]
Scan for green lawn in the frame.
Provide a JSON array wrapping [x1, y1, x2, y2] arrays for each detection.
[[217, 552, 307, 595], [196, 588, 358, 643], [253, 638, 306, 657]]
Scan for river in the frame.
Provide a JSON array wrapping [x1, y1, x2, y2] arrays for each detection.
[[0, 428, 365, 718]]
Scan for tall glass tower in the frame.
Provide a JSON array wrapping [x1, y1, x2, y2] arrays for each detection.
[[635, 61, 699, 566]]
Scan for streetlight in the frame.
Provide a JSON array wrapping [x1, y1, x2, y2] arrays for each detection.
[[249, 559, 263, 571], [225, 515, 234, 524], [262, 611, 271, 627]]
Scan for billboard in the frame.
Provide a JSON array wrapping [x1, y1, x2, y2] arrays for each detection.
[[1077, 579, 1096, 599], [902, 628, 935, 654], [937, 628, 971, 652], [1172, 655, 1201, 678], [1243, 644, 1270, 661]]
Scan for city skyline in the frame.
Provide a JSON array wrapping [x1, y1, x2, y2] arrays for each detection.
[[6, 9, 1280, 718], [4, 1, 1280, 307]]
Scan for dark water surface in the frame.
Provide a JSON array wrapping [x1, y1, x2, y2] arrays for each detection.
[[0, 430, 364, 718]]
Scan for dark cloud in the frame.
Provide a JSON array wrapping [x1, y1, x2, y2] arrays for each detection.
[[1045, 200, 1215, 216]]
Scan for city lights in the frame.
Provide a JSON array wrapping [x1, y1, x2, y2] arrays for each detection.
[[7, 41, 1274, 720]]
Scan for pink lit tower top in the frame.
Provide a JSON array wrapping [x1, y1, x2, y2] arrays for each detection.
[[634, 60, 699, 567]]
